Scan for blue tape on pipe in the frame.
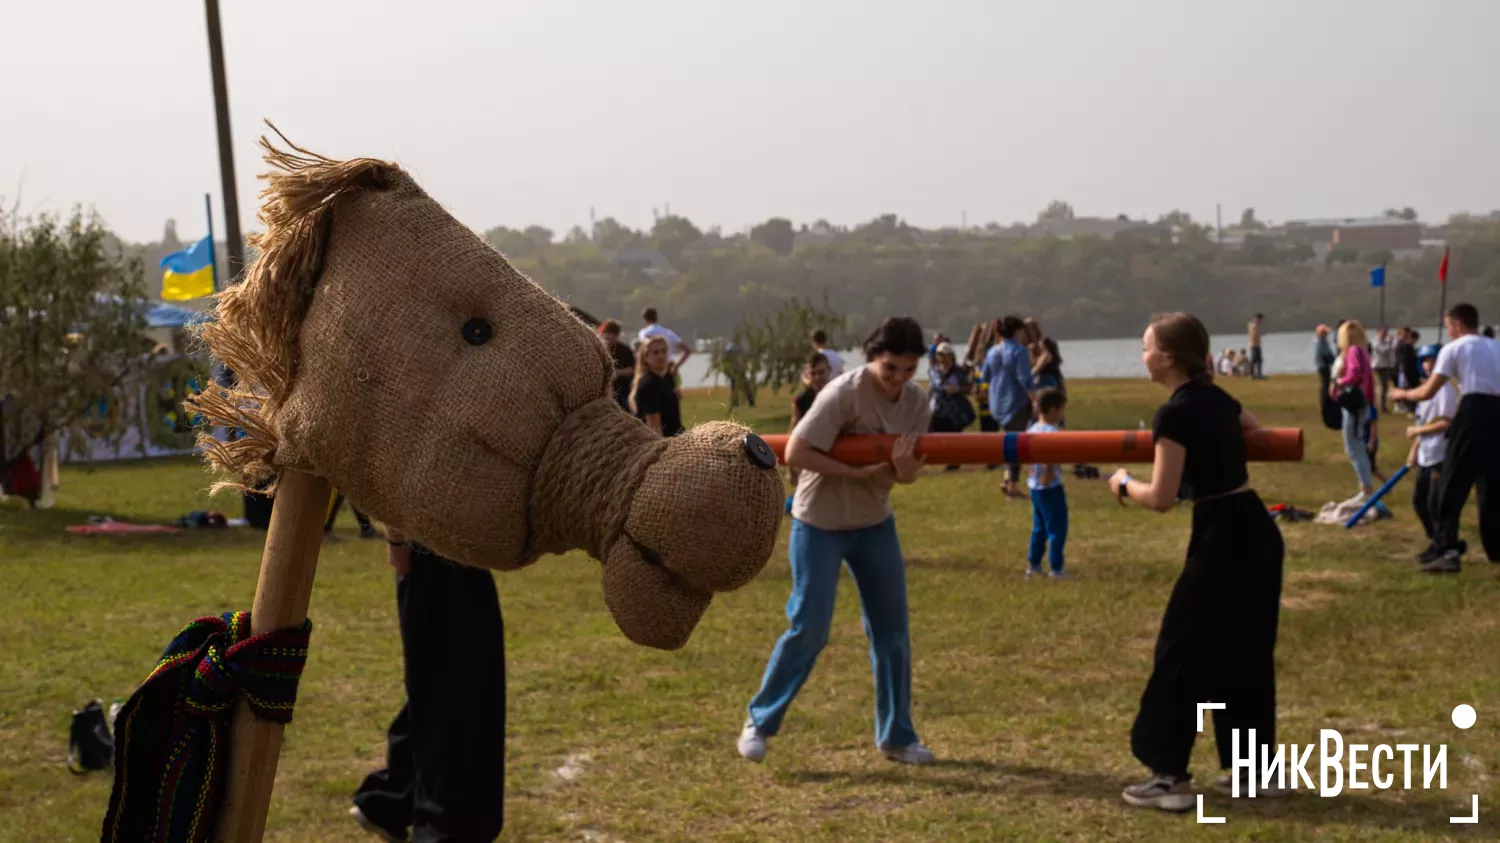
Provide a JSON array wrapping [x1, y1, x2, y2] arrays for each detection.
[[1002, 432, 1019, 465]]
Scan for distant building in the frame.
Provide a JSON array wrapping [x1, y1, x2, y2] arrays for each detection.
[[1028, 216, 1148, 240], [1282, 217, 1421, 251], [1331, 219, 1421, 251], [611, 247, 674, 276], [792, 229, 838, 249]]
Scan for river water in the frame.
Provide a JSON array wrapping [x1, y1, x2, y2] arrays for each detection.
[[672, 330, 1318, 386]]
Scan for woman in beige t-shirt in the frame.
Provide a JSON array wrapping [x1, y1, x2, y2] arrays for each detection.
[[737, 317, 937, 766]]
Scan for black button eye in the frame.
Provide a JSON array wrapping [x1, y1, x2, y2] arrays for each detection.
[[744, 434, 777, 470], [462, 318, 493, 346]]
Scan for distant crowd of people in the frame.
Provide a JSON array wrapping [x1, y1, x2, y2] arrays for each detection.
[[596, 307, 694, 437], [1312, 307, 1500, 573]]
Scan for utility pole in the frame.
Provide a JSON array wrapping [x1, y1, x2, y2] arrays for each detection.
[[1216, 203, 1223, 248], [204, 0, 244, 283]]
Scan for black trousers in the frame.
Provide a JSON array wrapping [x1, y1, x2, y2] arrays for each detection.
[[1413, 463, 1443, 543], [353, 546, 506, 842], [978, 412, 1000, 469], [1250, 347, 1264, 379], [1433, 394, 1500, 561], [1132, 492, 1284, 777]]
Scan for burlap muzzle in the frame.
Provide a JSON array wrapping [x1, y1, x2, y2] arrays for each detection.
[[190, 125, 783, 649]]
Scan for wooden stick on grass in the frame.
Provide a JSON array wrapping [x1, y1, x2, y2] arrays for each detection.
[[214, 470, 332, 842]]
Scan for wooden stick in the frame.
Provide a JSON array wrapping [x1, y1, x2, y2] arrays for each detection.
[[215, 470, 331, 842]]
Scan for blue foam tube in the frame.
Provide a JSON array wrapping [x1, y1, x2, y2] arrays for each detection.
[[1344, 464, 1411, 529]]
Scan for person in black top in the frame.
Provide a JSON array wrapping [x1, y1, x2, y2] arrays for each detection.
[[1108, 312, 1285, 813], [598, 319, 636, 411], [792, 351, 831, 427], [1394, 327, 1421, 414], [631, 335, 685, 436], [784, 351, 832, 509]]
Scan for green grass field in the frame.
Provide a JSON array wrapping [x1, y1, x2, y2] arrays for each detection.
[[2, 375, 1496, 841]]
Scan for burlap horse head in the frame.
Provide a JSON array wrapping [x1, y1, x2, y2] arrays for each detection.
[[190, 124, 783, 649]]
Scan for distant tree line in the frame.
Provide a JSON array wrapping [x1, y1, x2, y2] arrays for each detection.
[[114, 207, 1500, 341]]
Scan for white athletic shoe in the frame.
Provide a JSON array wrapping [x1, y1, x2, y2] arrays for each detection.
[[737, 719, 768, 762], [1121, 774, 1195, 813], [881, 742, 936, 765]]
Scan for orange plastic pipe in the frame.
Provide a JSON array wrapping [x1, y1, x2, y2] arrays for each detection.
[[760, 428, 1303, 466]]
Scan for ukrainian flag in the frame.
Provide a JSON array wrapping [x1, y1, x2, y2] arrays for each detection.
[[160, 236, 216, 301]]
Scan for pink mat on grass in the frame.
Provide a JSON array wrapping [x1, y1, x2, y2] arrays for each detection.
[[67, 522, 183, 535]]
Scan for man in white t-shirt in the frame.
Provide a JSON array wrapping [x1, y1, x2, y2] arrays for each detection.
[[1391, 303, 1500, 571], [638, 307, 692, 376], [810, 329, 844, 377]]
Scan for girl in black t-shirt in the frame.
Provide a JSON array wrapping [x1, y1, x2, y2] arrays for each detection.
[[1108, 312, 1285, 813], [631, 335, 684, 436]]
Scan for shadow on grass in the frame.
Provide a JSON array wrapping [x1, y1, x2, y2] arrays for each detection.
[[786, 759, 1471, 832]]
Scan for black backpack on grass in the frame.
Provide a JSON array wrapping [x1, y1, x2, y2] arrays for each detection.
[[68, 700, 114, 774]]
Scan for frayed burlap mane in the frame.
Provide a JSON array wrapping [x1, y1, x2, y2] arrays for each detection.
[[188, 121, 397, 493]]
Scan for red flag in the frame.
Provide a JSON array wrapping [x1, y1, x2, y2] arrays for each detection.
[[1439, 248, 1449, 284]]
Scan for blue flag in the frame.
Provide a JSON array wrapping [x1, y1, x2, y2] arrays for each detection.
[[1370, 266, 1385, 288]]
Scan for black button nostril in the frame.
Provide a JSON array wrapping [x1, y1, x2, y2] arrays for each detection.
[[743, 434, 777, 470]]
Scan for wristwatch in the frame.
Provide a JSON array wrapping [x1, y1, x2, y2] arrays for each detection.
[[1116, 473, 1132, 502]]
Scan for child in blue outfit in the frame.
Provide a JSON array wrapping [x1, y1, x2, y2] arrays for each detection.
[[1026, 388, 1069, 577]]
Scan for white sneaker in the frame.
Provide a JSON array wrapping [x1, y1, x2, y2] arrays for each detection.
[[881, 742, 936, 765], [737, 719, 768, 762], [1122, 774, 1195, 812]]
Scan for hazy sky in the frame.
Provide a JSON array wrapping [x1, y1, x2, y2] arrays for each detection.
[[4, 0, 1497, 244]]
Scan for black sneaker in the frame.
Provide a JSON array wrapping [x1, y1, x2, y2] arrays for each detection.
[[1420, 550, 1462, 574], [349, 806, 408, 842], [1414, 546, 1443, 565], [1122, 774, 1195, 813]]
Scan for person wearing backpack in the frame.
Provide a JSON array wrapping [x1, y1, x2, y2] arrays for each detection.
[[1331, 321, 1377, 502]]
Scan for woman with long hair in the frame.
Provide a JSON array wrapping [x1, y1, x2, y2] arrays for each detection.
[[630, 335, 684, 436], [928, 342, 971, 471], [1108, 313, 1285, 812], [1025, 318, 1064, 392], [738, 316, 936, 766], [1332, 320, 1377, 499]]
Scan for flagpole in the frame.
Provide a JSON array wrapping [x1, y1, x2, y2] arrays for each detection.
[[1437, 247, 1449, 345], [1379, 262, 1386, 328], [204, 193, 219, 293], [204, 0, 245, 284]]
